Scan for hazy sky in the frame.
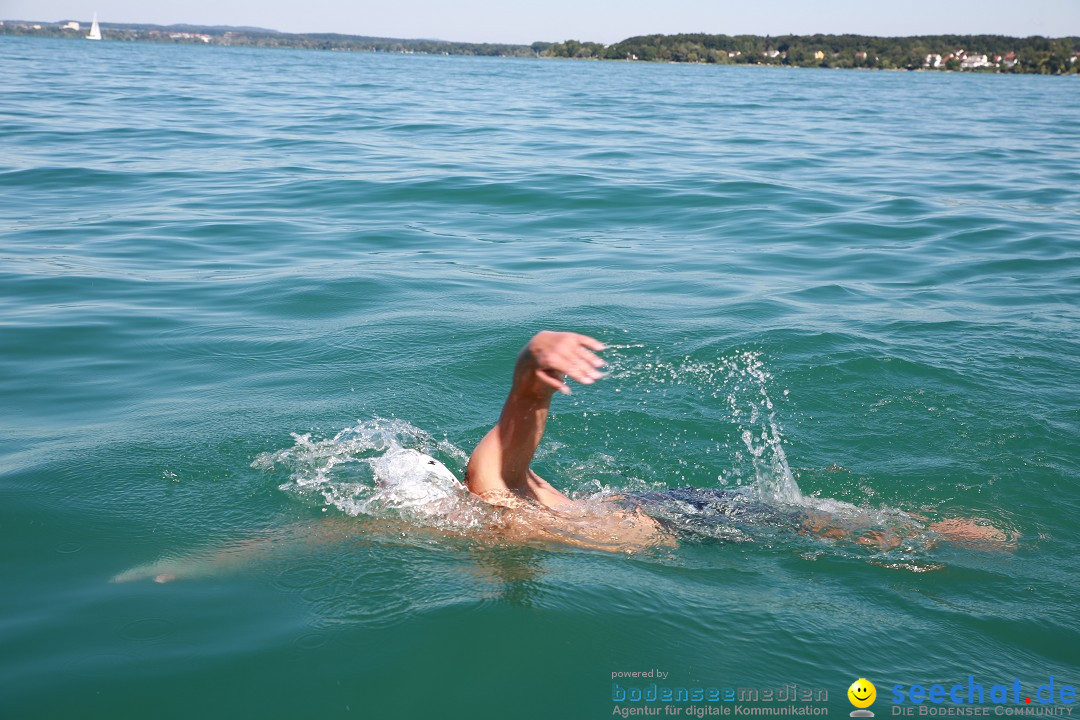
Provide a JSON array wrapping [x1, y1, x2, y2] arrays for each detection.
[[4, 0, 1078, 44]]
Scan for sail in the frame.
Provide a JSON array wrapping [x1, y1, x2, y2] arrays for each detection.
[[87, 13, 101, 40]]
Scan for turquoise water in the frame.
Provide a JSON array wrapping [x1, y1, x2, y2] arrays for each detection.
[[2, 35, 1078, 719]]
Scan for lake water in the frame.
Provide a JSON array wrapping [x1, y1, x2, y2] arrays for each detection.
[[1, 35, 1078, 719]]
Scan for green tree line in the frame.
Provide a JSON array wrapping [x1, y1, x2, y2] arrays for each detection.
[[546, 33, 1080, 73]]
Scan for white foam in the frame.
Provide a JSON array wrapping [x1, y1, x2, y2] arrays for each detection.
[[252, 418, 480, 527], [369, 449, 463, 513]]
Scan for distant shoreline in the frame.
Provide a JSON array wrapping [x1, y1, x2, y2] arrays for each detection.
[[3, 20, 1078, 75]]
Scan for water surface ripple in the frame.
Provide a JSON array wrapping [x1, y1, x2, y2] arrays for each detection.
[[1, 36, 1078, 720]]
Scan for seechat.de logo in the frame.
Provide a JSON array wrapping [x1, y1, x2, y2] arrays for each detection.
[[849, 678, 877, 717]]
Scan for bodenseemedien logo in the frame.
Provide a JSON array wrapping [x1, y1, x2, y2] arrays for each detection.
[[848, 678, 877, 717]]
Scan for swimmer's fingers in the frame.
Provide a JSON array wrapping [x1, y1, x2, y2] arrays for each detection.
[[536, 359, 594, 392], [577, 346, 606, 369], [563, 338, 606, 382], [528, 331, 607, 392], [536, 368, 571, 395], [568, 338, 607, 374], [572, 333, 607, 353], [556, 350, 605, 386]]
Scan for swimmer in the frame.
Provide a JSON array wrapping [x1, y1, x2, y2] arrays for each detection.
[[112, 330, 1011, 584]]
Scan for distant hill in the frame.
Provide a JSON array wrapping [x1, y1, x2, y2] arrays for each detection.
[[44, 20, 281, 34], [0, 18, 530, 56], [2, 19, 1077, 73]]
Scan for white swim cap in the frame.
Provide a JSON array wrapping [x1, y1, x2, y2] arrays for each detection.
[[371, 448, 463, 511]]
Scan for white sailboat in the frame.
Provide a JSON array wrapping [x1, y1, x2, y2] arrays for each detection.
[[87, 13, 101, 40]]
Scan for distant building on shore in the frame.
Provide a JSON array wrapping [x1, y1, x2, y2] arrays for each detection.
[[167, 31, 211, 42], [961, 54, 991, 69]]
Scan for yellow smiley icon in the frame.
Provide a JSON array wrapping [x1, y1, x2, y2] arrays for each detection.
[[848, 678, 877, 709]]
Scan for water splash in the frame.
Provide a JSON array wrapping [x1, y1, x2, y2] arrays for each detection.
[[601, 345, 803, 505], [251, 418, 485, 528], [719, 351, 803, 505]]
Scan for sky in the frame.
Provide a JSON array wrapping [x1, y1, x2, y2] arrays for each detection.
[[3, 0, 1079, 44]]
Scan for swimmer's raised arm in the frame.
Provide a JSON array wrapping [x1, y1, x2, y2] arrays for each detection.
[[466, 331, 606, 508]]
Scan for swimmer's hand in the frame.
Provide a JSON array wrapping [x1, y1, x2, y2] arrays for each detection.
[[110, 557, 197, 584], [523, 331, 607, 395]]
